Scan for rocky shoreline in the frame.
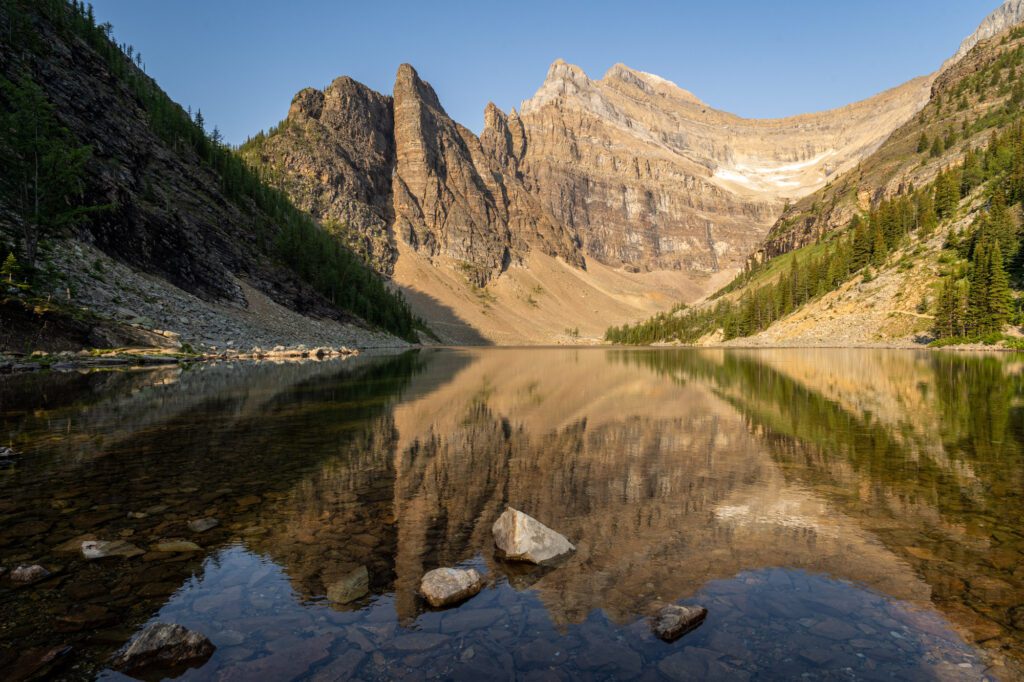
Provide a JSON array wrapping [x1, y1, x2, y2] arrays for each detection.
[[0, 344, 368, 374]]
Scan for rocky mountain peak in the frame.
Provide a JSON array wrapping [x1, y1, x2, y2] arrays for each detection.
[[288, 87, 325, 121], [394, 63, 443, 112], [601, 63, 706, 106], [946, 0, 1024, 69]]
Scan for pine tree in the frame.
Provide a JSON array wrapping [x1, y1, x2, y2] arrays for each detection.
[[871, 222, 888, 267], [0, 76, 93, 267], [917, 132, 930, 154], [934, 276, 963, 338], [987, 241, 1013, 331], [1, 252, 21, 283]]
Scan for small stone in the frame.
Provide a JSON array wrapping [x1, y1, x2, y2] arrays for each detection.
[[10, 564, 50, 584], [81, 540, 145, 560], [420, 567, 485, 608], [188, 518, 219, 533], [492, 507, 575, 564], [112, 622, 215, 676], [327, 566, 369, 604], [652, 604, 708, 642], [151, 540, 202, 553]]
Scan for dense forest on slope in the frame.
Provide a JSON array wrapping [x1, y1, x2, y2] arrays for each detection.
[[0, 0, 421, 343], [607, 27, 1024, 347]]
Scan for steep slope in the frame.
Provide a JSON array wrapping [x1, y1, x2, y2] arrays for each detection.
[[245, 60, 930, 343], [0, 0, 417, 352], [608, 15, 1024, 348]]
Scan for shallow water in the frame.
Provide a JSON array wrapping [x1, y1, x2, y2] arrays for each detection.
[[1, 348, 1022, 680]]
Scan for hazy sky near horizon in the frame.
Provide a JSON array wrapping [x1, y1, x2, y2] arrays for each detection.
[[90, 0, 1000, 145]]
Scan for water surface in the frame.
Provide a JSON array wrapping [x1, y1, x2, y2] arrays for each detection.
[[1, 349, 1022, 680]]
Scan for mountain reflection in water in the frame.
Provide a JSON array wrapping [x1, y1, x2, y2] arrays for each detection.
[[1, 348, 1021, 680]]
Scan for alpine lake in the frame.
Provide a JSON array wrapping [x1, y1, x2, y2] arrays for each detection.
[[1, 348, 1022, 681]]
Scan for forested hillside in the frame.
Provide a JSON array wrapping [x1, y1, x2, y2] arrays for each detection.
[[0, 0, 421, 348], [607, 25, 1024, 348]]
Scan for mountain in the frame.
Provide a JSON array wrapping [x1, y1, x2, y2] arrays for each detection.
[[0, 0, 419, 353], [609, 4, 1024, 348], [242, 57, 931, 344]]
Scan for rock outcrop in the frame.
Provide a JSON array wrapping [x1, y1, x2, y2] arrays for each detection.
[[419, 567, 485, 607], [946, 0, 1024, 69], [492, 507, 575, 564], [112, 623, 215, 676], [652, 604, 708, 642]]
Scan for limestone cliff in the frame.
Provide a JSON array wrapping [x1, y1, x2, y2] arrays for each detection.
[[516, 61, 930, 273]]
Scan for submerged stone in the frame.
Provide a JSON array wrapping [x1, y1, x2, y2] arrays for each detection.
[[112, 622, 215, 676], [10, 564, 50, 584], [419, 567, 485, 608], [188, 517, 219, 533], [652, 604, 708, 642], [327, 566, 369, 604], [492, 507, 575, 564], [152, 539, 202, 553], [81, 540, 144, 560]]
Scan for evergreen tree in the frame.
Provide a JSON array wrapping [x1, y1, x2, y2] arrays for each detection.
[[917, 132, 930, 154], [1, 252, 22, 283], [870, 221, 888, 267], [0, 76, 93, 267]]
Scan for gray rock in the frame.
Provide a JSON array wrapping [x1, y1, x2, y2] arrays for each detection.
[[112, 622, 215, 675], [0, 446, 18, 458], [81, 540, 145, 560], [419, 567, 485, 608], [327, 565, 369, 604], [188, 517, 219, 533], [492, 507, 575, 564], [10, 564, 50, 584], [652, 604, 708, 642]]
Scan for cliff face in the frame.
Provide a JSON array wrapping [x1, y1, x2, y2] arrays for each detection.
[[516, 61, 931, 273]]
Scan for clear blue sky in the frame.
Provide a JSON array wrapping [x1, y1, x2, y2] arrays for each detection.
[[90, 0, 1001, 145]]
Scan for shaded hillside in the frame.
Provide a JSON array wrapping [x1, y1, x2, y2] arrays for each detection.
[[0, 0, 420, 348]]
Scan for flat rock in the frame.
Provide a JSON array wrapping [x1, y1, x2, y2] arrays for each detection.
[[652, 604, 708, 642], [112, 622, 215, 676], [152, 539, 202, 553], [327, 565, 369, 604], [188, 517, 219, 533], [10, 564, 50, 584], [419, 567, 485, 608], [492, 507, 575, 564], [81, 540, 144, 560]]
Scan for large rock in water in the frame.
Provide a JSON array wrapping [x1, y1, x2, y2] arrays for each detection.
[[112, 623, 215, 676], [419, 567, 485, 608], [492, 507, 575, 564], [652, 604, 708, 642]]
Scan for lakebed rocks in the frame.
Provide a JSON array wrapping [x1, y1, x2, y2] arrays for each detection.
[[419, 567, 485, 608], [652, 604, 709, 642], [327, 565, 370, 605], [112, 622, 215, 677], [10, 564, 51, 585], [492, 507, 575, 564], [80, 539, 145, 560]]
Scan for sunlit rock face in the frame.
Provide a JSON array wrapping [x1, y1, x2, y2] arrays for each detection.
[[516, 62, 931, 273]]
